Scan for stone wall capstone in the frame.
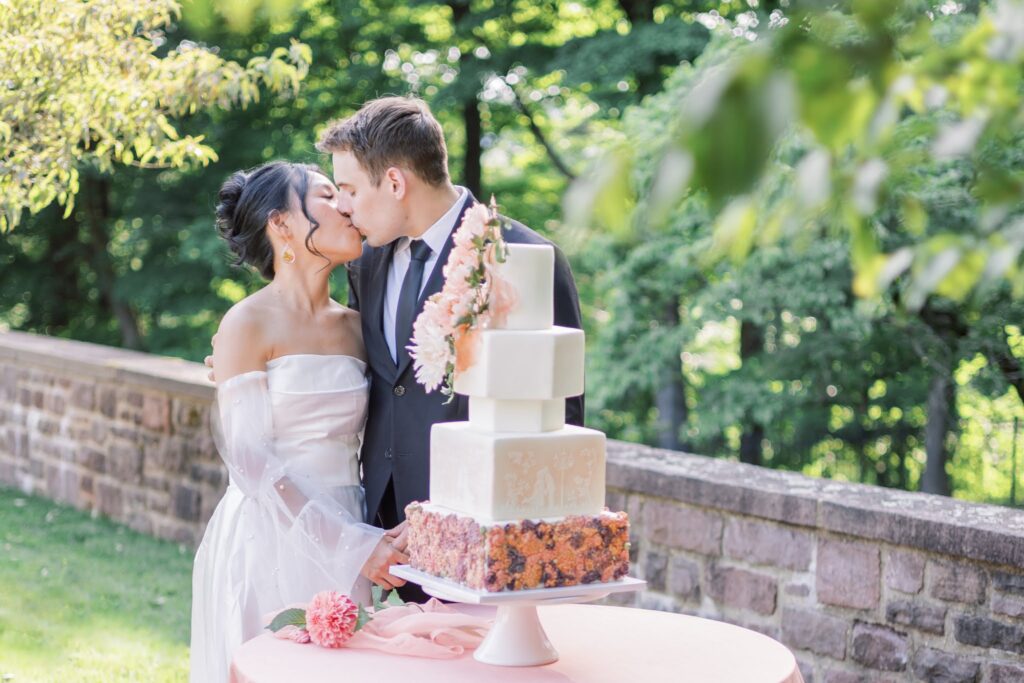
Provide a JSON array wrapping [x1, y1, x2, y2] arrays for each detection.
[[2, 330, 1023, 681]]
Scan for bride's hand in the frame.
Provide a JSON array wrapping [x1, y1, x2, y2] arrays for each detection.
[[385, 521, 409, 552], [361, 536, 409, 590]]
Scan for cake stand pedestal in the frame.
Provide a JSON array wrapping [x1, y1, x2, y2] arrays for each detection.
[[390, 565, 645, 667]]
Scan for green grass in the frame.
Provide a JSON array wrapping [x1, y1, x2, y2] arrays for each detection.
[[0, 486, 192, 682]]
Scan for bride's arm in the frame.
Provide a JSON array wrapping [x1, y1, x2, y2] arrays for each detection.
[[213, 304, 404, 590]]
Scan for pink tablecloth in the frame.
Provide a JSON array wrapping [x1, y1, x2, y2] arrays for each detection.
[[230, 603, 804, 683]]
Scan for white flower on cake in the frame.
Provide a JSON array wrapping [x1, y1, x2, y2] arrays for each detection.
[[408, 196, 517, 401]]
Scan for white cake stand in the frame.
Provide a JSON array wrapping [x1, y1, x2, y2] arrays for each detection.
[[390, 565, 645, 667]]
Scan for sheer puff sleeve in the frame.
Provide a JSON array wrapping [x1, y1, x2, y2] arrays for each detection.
[[212, 370, 383, 607]]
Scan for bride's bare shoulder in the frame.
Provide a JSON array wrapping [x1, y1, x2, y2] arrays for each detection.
[[214, 294, 273, 376], [219, 294, 271, 336], [328, 300, 365, 357]]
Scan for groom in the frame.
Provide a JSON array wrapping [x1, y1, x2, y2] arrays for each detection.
[[317, 97, 585, 595]]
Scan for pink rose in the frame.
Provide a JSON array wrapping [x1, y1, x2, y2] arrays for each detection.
[[454, 327, 480, 373], [305, 591, 359, 648], [454, 205, 490, 246], [465, 205, 491, 237], [444, 243, 475, 279], [273, 624, 311, 644], [444, 266, 474, 313], [488, 272, 518, 328]]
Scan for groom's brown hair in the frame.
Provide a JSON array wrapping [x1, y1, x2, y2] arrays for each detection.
[[316, 96, 449, 187]]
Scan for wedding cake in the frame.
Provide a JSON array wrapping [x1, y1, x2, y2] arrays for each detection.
[[405, 242, 629, 592]]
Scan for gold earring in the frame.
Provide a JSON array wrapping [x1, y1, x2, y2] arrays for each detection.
[[282, 243, 295, 264]]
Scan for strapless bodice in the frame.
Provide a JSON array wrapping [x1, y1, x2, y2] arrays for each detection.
[[265, 354, 368, 488]]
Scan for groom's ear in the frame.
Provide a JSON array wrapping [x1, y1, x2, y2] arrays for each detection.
[[384, 167, 407, 200]]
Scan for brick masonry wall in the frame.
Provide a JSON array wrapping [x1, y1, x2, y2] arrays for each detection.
[[605, 443, 1024, 682], [2, 330, 1023, 681], [0, 331, 222, 545]]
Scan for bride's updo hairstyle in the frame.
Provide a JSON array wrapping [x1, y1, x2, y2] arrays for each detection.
[[215, 161, 330, 279]]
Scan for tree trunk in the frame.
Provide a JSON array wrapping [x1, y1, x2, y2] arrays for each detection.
[[922, 369, 954, 495], [82, 175, 145, 350], [462, 98, 482, 198], [615, 0, 655, 24], [740, 424, 765, 466], [739, 319, 764, 466], [448, 0, 482, 198], [31, 206, 81, 331], [893, 425, 908, 491], [656, 296, 688, 451], [987, 332, 1024, 408]]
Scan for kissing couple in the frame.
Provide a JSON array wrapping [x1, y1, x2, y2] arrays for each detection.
[[189, 96, 584, 681]]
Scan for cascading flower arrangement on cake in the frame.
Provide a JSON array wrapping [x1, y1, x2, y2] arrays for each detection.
[[408, 196, 517, 402]]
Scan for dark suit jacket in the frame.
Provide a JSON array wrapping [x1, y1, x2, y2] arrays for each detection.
[[347, 192, 585, 527]]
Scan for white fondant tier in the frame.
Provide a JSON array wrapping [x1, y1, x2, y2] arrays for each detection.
[[469, 397, 564, 433], [430, 422, 606, 521], [495, 244, 554, 331], [454, 327, 584, 400]]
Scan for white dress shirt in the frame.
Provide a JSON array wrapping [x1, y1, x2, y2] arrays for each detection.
[[384, 187, 468, 363]]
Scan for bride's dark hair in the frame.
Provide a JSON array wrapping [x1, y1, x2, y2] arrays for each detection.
[[214, 161, 330, 279]]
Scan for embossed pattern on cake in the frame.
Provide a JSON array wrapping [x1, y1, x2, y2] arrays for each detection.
[[406, 243, 630, 591], [406, 503, 629, 591]]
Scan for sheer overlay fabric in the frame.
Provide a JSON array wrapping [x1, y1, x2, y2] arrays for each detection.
[[190, 355, 382, 683]]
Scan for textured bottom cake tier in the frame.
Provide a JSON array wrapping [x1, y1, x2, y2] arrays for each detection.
[[404, 502, 629, 592]]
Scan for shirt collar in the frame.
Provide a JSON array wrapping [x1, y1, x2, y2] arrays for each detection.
[[402, 186, 467, 256]]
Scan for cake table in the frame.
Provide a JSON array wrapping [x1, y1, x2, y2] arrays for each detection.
[[230, 603, 805, 683]]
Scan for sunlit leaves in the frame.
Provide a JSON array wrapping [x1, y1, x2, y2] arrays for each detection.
[[563, 146, 636, 238], [0, 0, 311, 233], [574, 0, 1024, 309]]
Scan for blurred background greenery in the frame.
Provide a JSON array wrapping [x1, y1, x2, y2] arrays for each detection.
[[2, 0, 1022, 506]]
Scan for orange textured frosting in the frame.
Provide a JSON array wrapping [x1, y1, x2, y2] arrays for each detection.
[[405, 503, 629, 592]]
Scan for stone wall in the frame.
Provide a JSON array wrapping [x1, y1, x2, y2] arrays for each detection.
[[0, 331, 221, 545], [2, 330, 1023, 681], [605, 443, 1024, 682]]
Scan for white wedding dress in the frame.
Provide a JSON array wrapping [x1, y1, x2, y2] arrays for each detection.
[[189, 355, 383, 683]]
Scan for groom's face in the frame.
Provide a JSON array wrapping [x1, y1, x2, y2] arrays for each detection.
[[332, 151, 407, 248]]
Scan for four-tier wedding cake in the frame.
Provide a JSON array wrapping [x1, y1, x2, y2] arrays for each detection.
[[405, 243, 629, 592]]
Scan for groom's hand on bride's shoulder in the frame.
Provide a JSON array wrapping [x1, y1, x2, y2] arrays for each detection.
[[204, 333, 218, 383], [361, 537, 409, 590]]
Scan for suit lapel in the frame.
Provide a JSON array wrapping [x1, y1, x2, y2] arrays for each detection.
[[365, 243, 397, 383], [395, 192, 477, 380]]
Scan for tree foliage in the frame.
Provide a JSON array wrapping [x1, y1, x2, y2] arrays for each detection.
[[579, 15, 1024, 502], [0, 0, 311, 232], [2, 0, 1021, 505], [573, 0, 1024, 307]]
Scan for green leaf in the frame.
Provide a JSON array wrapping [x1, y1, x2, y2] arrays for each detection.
[[355, 604, 372, 632], [266, 608, 306, 633], [371, 584, 385, 610], [385, 590, 405, 607]]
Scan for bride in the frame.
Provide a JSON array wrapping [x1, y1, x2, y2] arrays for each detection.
[[190, 161, 408, 682]]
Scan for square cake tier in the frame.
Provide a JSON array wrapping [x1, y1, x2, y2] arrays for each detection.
[[452, 327, 584, 400], [430, 422, 606, 521], [405, 502, 629, 592]]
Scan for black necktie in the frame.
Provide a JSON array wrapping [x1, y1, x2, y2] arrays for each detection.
[[395, 239, 433, 366]]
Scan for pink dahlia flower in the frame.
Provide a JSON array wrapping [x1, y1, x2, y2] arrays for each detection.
[[305, 591, 359, 648], [273, 624, 311, 644]]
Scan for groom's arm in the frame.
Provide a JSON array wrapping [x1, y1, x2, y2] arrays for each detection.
[[551, 244, 585, 428]]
